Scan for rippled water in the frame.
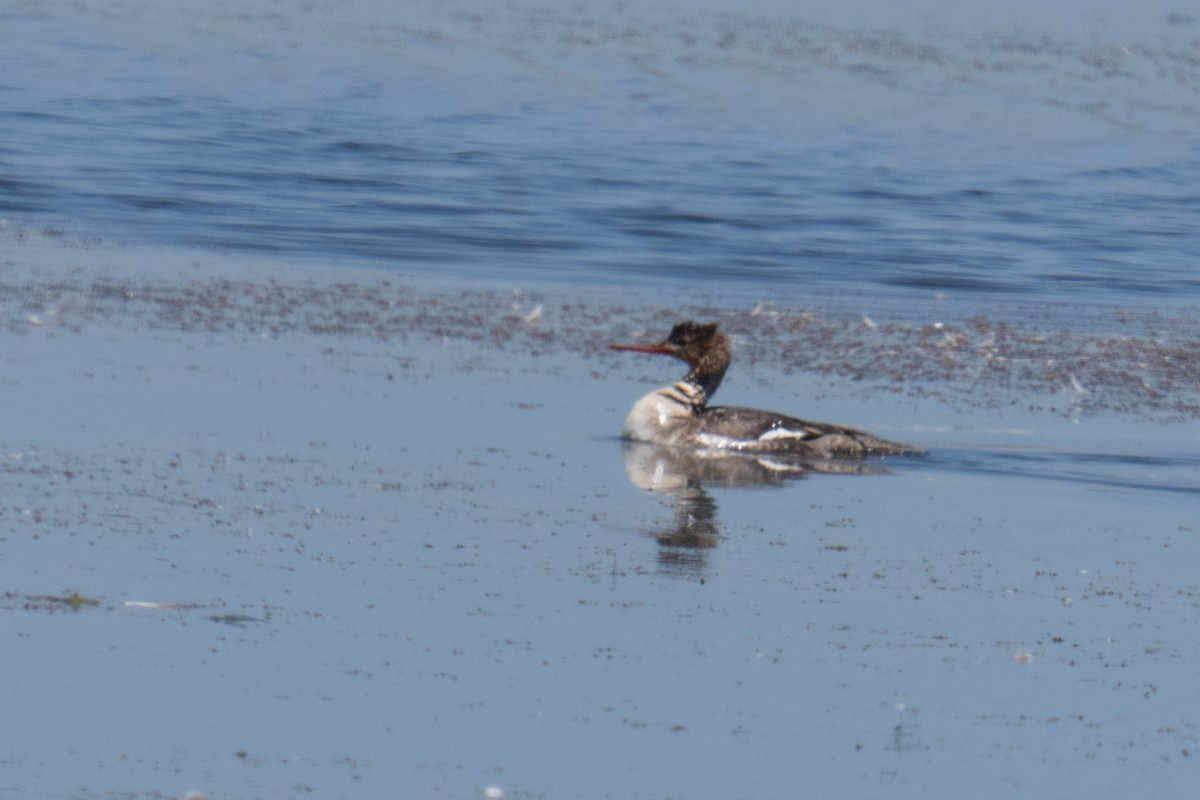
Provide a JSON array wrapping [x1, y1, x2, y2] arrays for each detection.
[[3, 0, 1199, 308], [2, 2, 1199, 799]]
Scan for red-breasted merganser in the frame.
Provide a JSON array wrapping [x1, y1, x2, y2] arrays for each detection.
[[611, 321, 919, 458]]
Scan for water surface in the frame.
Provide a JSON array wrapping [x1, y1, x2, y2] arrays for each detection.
[[3, 0, 1198, 309], [1, 1, 1199, 798]]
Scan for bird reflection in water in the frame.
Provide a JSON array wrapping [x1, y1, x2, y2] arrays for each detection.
[[621, 441, 887, 578]]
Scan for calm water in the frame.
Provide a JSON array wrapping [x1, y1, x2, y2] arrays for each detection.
[[0, 306, 1197, 799], [3, 0, 1199, 310], [2, 2, 1200, 799]]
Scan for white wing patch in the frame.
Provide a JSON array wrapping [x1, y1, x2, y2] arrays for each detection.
[[695, 432, 743, 449], [758, 426, 814, 442], [696, 426, 815, 450]]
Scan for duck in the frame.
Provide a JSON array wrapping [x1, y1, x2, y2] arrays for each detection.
[[610, 321, 919, 458]]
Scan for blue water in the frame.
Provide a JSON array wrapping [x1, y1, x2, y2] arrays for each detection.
[[1, 320, 1197, 800], [3, 1, 1199, 310], [2, 3, 1200, 800]]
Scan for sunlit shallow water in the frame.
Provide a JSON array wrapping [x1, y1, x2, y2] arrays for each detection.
[[0, 236, 1197, 799], [2, 0, 1200, 798]]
